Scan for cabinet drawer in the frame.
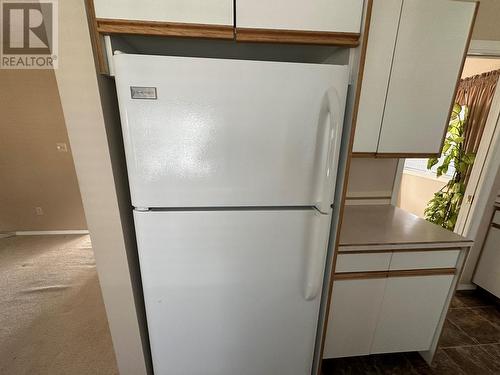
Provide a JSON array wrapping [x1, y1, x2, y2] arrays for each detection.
[[389, 250, 460, 271], [336, 253, 391, 273]]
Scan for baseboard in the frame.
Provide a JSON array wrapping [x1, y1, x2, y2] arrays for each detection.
[[457, 283, 477, 291], [14, 230, 89, 236]]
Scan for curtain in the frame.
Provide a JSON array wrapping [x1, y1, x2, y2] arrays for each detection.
[[455, 69, 500, 156]]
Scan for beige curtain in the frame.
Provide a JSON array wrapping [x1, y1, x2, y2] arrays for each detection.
[[455, 69, 500, 156]]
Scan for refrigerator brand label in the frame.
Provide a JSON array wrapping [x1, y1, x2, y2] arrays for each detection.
[[130, 86, 157, 100]]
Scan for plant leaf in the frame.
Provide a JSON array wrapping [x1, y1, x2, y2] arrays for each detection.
[[427, 158, 439, 169]]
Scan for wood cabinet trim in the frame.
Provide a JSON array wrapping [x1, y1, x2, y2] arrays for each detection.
[[85, 0, 108, 74], [340, 239, 473, 247], [334, 268, 457, 280], [334, 270, 387, 280], [338, 247, 461, 254], [235, 27, 360, 46], [96, 18, 235, 39], [352, 152, 441, 158]]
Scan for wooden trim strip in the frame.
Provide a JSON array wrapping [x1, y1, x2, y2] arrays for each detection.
[[351, 152, 377, 158], [85, 0, 108, 74], [345, 196, 392, 200], [334, 267, 457, 280], [339, 239, 473, 247], [235, 27, 360, 46], [338, 247, 461, 254], [388, 268, 456, 278], [334, 270, 387, 280], [374, 152, 440, 158], [96, 18, 235, 40], [352, 152, 443, 158]]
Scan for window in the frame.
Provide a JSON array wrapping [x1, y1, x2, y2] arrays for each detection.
[[404, 157, 454, 179]]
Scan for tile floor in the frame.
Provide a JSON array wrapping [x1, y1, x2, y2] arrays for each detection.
[[323, 289, 500, 374]]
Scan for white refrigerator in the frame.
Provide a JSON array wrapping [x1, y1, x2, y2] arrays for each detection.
[[113, 53, 349, 375]]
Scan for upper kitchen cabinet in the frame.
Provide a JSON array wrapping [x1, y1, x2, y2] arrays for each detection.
[[353, 0, 477, 157], [92, 0, 234, 39], [235, 0, 364, 45]]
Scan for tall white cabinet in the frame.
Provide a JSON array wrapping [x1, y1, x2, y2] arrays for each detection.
[[353, 0, 477, 156], [473, 209, 500, 297]]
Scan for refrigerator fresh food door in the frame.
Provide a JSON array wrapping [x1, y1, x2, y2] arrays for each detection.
[[134, 209, 331, 375], [114, 54, 348, 211]]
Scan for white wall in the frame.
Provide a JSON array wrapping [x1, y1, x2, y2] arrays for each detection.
[[54, 1, 150, 373]]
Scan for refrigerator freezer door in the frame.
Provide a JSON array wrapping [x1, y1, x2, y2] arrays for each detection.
[[134, 209, 331, 375], [114, 54, 348, 208]]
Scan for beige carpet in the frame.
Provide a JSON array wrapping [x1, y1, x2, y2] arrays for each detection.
[[0, 235, 118, 375]]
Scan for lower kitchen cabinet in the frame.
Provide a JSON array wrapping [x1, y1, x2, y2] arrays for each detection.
[[324, 274, 454, 358], [324, 278, 387, 358], [371, 274, 454, 354]]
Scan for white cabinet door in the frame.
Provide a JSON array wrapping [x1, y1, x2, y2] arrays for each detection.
[[236, 0, 364, 33], [94, 0, 233, 26], [371, 275, 454, 353], [473, 227, 500, 298], [377, 0, 476, 154], [134, 209, 330, 375], [324, 278, 387, 358], [353, 0, 403, 153]]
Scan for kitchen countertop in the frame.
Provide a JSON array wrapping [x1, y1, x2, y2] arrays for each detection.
[[339, 205, 473, 251]]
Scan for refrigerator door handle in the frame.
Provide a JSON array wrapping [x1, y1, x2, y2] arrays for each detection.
[[304, 211, 331, 301], [316, 87, 342, 214]]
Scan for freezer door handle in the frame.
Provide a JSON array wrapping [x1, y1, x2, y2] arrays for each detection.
[[304, 212, 330, 301], [315, 87, 342, 214]]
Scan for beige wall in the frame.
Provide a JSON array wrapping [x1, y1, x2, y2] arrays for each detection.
[[462, 57, 500, 78], [0, 70, 86, 232], [471, 0, 500, 41], [346, 158, 400, 204], [397, 172, 448, 218]]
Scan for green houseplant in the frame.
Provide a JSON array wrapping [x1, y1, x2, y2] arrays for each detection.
[[424, 103, 475, 231]]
